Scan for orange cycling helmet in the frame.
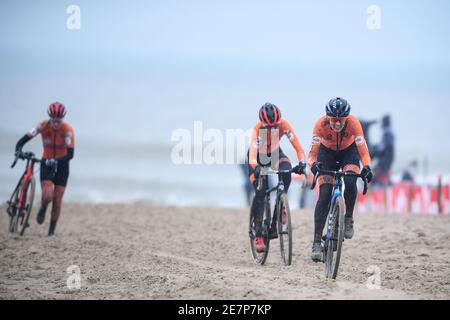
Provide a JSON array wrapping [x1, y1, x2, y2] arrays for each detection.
[[47, 102, 67, 119], [259, 102, 281, 126]]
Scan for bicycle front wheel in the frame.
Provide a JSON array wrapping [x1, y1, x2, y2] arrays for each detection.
[[277, 193, 292, 266], [9, 178, 24, 233], [19, 176, 35, 236], [324, 195, 345, 279]]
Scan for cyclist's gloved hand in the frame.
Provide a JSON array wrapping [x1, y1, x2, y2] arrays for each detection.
[[14, 150, 23, 158], [311, 162, 322, 176], [361, 165, 373, 183], [45, 158, 58, 168], [293, 161, 307, 174]]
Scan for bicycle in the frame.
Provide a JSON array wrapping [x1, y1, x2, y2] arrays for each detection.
[[310, 164, 368, 279], [6, 151, 42, 236], [249, 167, 304, 266]]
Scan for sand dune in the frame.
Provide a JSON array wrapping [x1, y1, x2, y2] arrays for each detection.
[[0, 203, 449, 299]]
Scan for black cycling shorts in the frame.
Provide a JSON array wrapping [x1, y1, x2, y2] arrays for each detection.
[[317, 142, 361, 176], [40, 160, 70, 187]]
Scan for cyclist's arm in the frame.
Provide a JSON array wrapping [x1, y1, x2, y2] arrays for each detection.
[[57, 148, 74, 162], [15, 123, 41, 152], [15, 135, 32, 153], [307, 120, 322, 167], [351, 118, 372, 167], [57, 127, 75, 162], [282, 120, 305, 162]]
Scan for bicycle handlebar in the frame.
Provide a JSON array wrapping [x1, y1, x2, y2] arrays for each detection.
[[311, 168, 369, 195], [11, 152, 41, 169], [256, 167, 306, 191]]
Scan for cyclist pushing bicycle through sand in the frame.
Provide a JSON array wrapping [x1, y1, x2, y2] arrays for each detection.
[[7, 102, 75, 237]]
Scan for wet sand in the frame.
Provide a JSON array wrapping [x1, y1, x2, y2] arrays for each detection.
[[1, 203, 449, 299]]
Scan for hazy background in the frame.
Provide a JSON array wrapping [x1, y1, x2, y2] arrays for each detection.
[[1, 0, 449, 207]]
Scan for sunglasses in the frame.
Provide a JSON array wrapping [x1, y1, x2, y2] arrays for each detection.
[[328, 116, 348, 123], [50, 118, 63, 124], [262, 123, 280, 129]]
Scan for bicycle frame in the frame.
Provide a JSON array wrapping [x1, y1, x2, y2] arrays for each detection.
[[311, 168, 368, 242], [10, 152, 41, 212], [260, 172, 286, 200], [257, 168, 303, 229], [17, 158, 37, 210]]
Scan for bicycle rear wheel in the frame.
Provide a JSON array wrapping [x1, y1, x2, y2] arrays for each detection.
[[324, 196, 345, 279], [8, 178, 23, 233], [19, 177, 35, 236], [249, 198, 270, 265], [277, 193, 292, 266]]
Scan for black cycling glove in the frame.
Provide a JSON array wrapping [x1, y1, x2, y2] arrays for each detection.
[[361, 166, 373, 183], [293, 161, 307, 174]]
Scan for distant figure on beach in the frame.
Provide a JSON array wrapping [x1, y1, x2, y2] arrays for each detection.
[[371, 114, 395, 187], [240, 163, 253, 206], [401, 160, 419, 184], [360, 118, 377, 155], [14, 102, 75, 236], [298, 173, 313, 209]]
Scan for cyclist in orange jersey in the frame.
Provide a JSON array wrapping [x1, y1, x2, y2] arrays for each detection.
[[247, 102, 306, 253], [308, 97, 373, 262], [15, 102, 75, 236]]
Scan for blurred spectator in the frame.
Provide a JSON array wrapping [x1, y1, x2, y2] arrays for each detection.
[[401, 160, 419, 184], [371, 114, 395, 187], [360, 119, 377, 155], [298, 173, 313, 209], [240, 163, 253, 206]]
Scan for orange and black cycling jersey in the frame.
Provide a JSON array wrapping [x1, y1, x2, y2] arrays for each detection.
[[308, 115, 371, 167], [249, 119, 305, 169], [28, 120, 75, 159]]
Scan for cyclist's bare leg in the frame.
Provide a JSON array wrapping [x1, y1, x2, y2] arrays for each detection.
[[49, 185, 65, 235], [41, 180, 54, 206], [37, 180, 53, 224]]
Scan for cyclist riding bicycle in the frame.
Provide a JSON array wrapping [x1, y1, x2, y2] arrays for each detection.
[[247, 102, 307, 253], [308, 97, 373, 262], [14, 102, 75, 236]]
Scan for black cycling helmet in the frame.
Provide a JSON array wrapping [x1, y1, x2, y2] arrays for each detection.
[[325, 97, 351, 117], [259, 102, 282, 126]]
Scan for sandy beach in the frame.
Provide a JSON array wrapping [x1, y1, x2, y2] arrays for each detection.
[[0, 203, 449, 300]]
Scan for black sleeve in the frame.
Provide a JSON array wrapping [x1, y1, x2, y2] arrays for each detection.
[[57, 148, 74, 162], [15, 134, 32, 152]]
